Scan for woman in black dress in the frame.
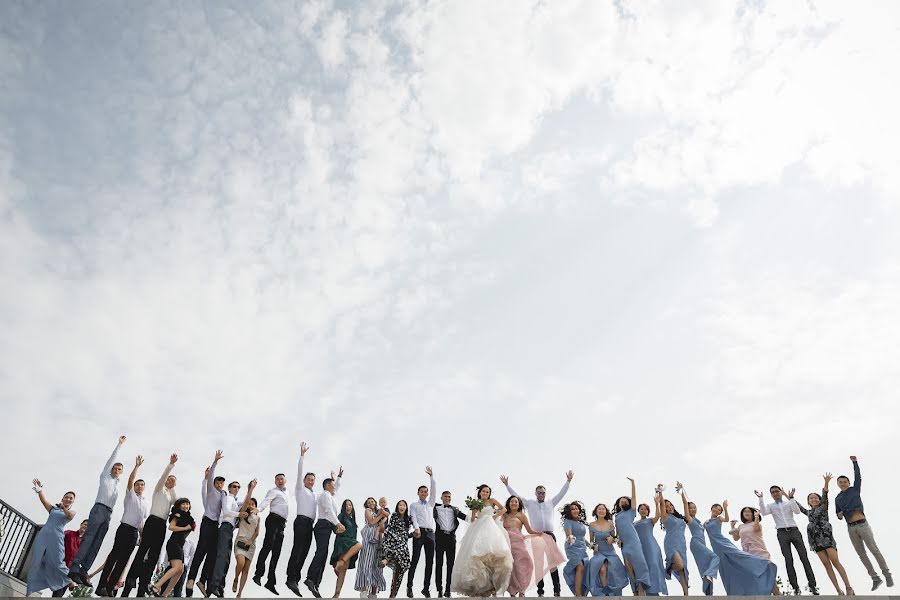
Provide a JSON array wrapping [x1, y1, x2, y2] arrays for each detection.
[[798, 473, 854, 595], [151, 499, 195, 597], [381, 500, 412, 598]]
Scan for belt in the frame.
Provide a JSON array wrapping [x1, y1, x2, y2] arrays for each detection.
[[848, 519, 868, 527], [268, 513, 287, 522], [776, 526, 799, 531], [543, 531, 554, 535], [295, 514, 314, 522], [419, 527, 434, 532]]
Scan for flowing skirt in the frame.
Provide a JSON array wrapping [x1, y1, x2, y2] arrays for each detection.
[[354, 525, 386, 593], [506, 530, 565, 595], [450, 514, 513, 596]]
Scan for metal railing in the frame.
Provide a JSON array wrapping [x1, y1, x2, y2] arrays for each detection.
[[0, 497, 38, 580]]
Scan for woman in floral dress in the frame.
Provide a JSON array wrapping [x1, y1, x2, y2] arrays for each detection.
[[798, 473, 854, 595]]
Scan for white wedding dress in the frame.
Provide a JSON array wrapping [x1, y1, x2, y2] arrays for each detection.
[[450, 506, 514, 597]]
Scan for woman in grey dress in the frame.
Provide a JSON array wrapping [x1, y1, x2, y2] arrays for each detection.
[[798, 473, 854, 595]]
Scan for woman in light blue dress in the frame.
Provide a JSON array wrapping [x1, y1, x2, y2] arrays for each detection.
[[681, 484, 719, 595], [27, 479, 76, 597], [561, 501, 589, 596], [659, 489, 689, 596], [613, 478, 651, 596], [634, 493, 667, 596], [705, 501, 776, 596], [585, 503, 628, 596]]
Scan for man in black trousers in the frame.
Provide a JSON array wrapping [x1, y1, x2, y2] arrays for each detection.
[[433, 491, 466, 598], [304, 468, 344, 598], [253, 472, 290, 595]]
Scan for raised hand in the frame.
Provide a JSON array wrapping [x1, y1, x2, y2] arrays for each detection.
[[135, 455, 144, 467], [723, 499, 729, 509], [214, 449, 224, 462], [32, 478, 43, 493], [300, 442, 309, 456], [850, 455, 857, 462], [754, 490, 763, 498], [824, 472, 832, 483], [169, 453, 178, 464], [730, 519, 737, 527], [249, 478, 258, 490], [566, 470, 574, 481], [425, 466, 433, 477], [337, 466, 344, 478], [118, 435, 127, 444], [787, 488, 795, 499], [500, 475, 509, 485], [626, 476, 635, 483]]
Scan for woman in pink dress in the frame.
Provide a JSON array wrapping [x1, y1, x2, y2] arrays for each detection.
[[729, 507, 781, 595], [503, 496, 566, 597]]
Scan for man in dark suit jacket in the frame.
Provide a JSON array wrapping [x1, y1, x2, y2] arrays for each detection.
[[433, 491, 467, 597]]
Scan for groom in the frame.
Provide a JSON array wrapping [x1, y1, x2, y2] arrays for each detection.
[[502, 470, 573, 597], [433, 490, 466, 598]]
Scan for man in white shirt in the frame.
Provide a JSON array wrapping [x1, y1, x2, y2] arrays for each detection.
[[187, 453, 226, 597], [97, 455, 149, 596], [305, 468, 345, 598], [502, 470, 573, 597], [756, 485, 818, 595], [286, 442, 319, 597], [69, 436, 127, 585], [253, 472, 291, 594], [209, 477, 245, 598], [407, 467, 437, 598], [123, 453, 179, 597]]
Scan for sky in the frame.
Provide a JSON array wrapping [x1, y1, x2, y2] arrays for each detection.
[[2, 0, 900, 596]]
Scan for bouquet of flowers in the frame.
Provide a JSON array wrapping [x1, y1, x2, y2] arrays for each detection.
[[465, 496, 485, 512]]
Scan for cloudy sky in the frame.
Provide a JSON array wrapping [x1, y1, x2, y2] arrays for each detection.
[[2, 0, 899, 595]]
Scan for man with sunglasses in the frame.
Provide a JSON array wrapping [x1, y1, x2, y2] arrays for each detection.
[[501, 470, 573, 597], [208, 456, 245, 597]]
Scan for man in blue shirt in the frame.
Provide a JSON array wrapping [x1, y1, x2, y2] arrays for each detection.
[[835, 455, 893, 591]]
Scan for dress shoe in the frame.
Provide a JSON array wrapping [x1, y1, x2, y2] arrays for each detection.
[[304, 579, 322, 598], [266, 582, 281, 595], [422, 590, 430, 598], [286, 580, 303, 597], [406, 588, 413, 598], [253, 576, 263, 587]]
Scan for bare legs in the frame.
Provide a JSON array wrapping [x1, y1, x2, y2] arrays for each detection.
[[573, 562, 585, 597], [333, 543, 363, 597], [232, 554, 251, 597], [816, 548, 853, 595], [153, 560, 184, 598], [670, 553, 689, 596], [623, 558, 646, 596]]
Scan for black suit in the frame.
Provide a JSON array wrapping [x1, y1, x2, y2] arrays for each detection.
[[433, 504, 467, 595]]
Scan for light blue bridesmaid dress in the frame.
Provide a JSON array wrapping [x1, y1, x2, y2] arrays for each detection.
[[687, 516, 719, 595], [585, 525, 628, 596], [27, 506, 71, 595], [705, 518, 776, 596], [562, 519, 589, 595], [634, 517, 668, 595], [661, 514, 689, 587], [614, 507, 651, 594]]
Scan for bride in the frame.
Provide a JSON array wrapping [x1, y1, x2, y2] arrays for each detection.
[[451, 484, 514, 597]]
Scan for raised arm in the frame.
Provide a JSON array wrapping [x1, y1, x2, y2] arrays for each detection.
[[627, 477, 636, 509], [102, 436, 126, 478], [32, 479, 53, 512], [755, 490, 770, 515], [721, 500, 730, 523], [127, 455, 144, 492], [296, 442, 309, 495], [659, 490, 669, 523], [207, 450, 223, 498], [851, 456, 860, 490], [333, 466, 343, 492], [680, 488, 693, 523], [551, 471, 574, 506], [427, 466, 436, 507], [239, 480, 257, 517], [155, 454, 177, 493], [500, 474, 520, 499], [652, 492, 664, 526]]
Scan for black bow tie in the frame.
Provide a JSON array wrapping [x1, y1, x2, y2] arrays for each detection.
[[443, 504, 451, 508]]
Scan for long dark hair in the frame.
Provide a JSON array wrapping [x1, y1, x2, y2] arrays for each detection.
[[662, 499, 685, 521], [244, 498, 258, 523], [740, 506, 759, 524], [592, 503, 612, 521], [611, 496, 631, 515], [392, 500, 411, 530], [340, 499, 357, 527], [505, 496, 524, 513], [560, 501, 586, 524]]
